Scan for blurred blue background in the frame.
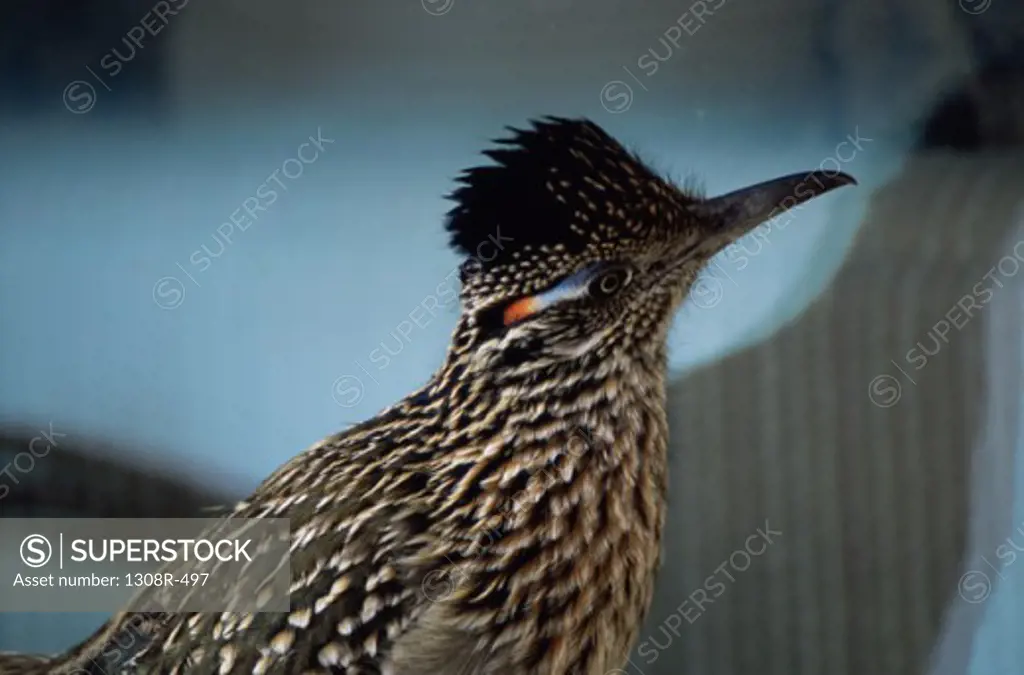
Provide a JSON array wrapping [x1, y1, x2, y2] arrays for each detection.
[[1, 1, 1022, 674]]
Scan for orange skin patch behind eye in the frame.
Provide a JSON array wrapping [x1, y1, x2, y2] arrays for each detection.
[[503, 296, 541, 325]]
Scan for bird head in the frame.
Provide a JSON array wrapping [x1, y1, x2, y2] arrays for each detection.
[[444, 117, 855, 372]]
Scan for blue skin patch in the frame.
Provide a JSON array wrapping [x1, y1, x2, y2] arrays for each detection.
[[533, 264, 599, 310]]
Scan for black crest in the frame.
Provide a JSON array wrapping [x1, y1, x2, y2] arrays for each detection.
[[444, 117, 670, 271]]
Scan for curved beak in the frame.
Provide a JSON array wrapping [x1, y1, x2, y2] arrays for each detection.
[[689, 170, 857, 238]]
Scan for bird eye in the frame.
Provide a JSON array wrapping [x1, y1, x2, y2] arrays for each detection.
[[589, 266, 632, 299]]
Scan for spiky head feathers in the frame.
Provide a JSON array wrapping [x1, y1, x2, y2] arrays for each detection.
[[444, 118, 697, 296]]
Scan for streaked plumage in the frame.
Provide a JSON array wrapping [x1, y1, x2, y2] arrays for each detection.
[[0, 117, 854, 675]]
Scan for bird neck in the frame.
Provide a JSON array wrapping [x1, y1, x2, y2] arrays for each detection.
[[410, 317, 671, 533]]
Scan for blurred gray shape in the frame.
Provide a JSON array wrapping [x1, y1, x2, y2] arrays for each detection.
[[0, 428, 236, 519]]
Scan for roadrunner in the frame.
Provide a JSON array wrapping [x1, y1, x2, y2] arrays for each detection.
[[0, 117, 854, 675]]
